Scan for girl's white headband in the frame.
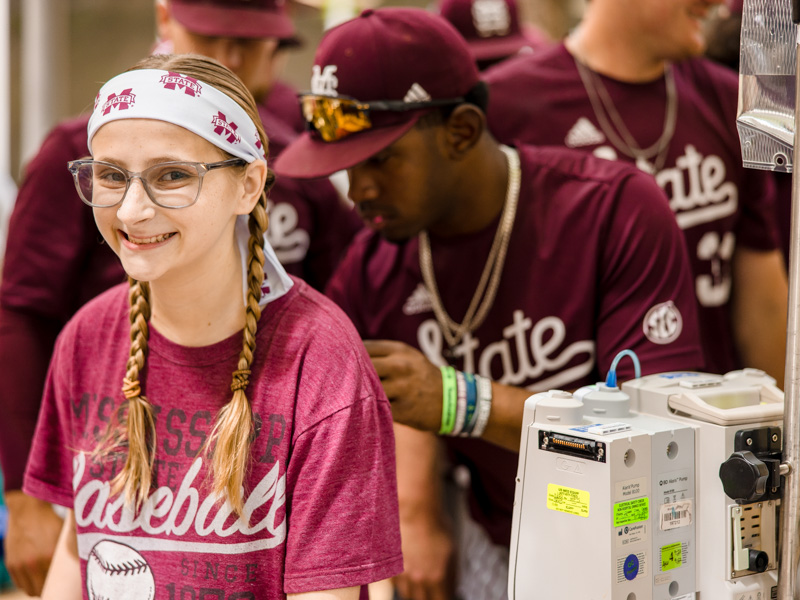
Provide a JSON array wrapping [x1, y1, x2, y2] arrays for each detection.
[[87, 69, 266, 164]]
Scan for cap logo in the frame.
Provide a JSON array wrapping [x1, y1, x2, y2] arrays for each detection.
[[404, 84, 432, 103], [311, 65, 339, 96], [102, 89, 136, 115], [211, 111, 241, 144], [160, 72, 203, 97], [472, 0, 511, 37]]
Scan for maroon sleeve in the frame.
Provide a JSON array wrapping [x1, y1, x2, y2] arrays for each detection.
[[736, 161, 780, 252], [0, 118, 124, 491], [283, 337, 402, 592], [22, 328, 76, 508], [596, 172, 705, 380], [0, 308, 60, 490]]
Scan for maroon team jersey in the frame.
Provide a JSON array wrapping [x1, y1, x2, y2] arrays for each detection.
[[485, 43, 780, 375], [326, 145, 704, 545]]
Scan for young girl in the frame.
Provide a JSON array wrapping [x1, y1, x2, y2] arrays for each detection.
[[22, 54, 402, 600]]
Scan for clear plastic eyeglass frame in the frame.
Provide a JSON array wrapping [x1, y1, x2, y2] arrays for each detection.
[[67, 158, 247, 209]]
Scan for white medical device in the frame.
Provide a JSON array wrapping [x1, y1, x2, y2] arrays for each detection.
[[509, 368, 784, 600]]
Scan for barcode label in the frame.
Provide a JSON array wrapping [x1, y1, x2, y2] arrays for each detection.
[[660, 500, 693, 531], [663, 509, 689, 523]]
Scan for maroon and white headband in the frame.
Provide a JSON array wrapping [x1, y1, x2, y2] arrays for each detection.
[[87, 69, 267, 164]]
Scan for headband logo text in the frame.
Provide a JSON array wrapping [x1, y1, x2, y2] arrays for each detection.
[[102, 89, 136, 115], [211, 112, 241, 144], [160, 72, 203, 97]]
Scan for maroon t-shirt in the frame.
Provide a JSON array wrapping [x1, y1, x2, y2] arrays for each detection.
[[24, 279, 402, 598], [484, 43, 780, 375], [0, 101, 360, 491], [326, 145, 704, 546]]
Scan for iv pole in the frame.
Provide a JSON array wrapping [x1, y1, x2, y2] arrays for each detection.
[[778, 2, 800, 597]]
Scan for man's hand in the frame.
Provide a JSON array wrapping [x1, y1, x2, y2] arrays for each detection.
[[4, 490, 63, 596], [365, 340, 443, 432], [393, 513, 455, 600]]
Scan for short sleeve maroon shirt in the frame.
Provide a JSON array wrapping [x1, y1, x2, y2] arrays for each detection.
[[24, 279, 402, 597], [484, 44, 780, 374], [326, 145, 704, 545]]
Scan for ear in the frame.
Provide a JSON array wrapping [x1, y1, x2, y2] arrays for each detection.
[[155, 0, 172, 42], [440, 105, 486, 160], [235, 160, 268, 216]]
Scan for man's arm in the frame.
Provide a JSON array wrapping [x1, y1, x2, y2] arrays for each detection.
[[731, 247, 788, 385], [391, 425, 454, 600], [40, 510, 81, 600], [366, 340, 532, 452], [287, 588, 360, 600]]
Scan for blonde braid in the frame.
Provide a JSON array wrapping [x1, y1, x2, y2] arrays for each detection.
[[111, 278, 157, 509], [206, 188, 269, 515]]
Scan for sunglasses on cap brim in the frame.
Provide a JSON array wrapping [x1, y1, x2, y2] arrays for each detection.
[[299, 94, 465, 143]]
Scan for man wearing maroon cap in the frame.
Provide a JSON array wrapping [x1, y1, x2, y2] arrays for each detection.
[[0, 1, 360, 595], [275, 8, 704, 599], [437, 0, 549, 70], [484, 0, 789, 387]]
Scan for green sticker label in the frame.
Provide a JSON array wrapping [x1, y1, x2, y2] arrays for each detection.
[[661, 542, 683, 572], [547, 484, 590, 517], [613, 497, 649, 527]]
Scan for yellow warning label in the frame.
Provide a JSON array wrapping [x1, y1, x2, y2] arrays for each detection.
[[614, 497, 649, 527], [547, 484, 590, 517], [660, 542, 683, 572]]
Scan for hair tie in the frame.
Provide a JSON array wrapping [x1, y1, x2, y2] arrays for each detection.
[[231, 369, 251, 392], [122, 378, 142, 399]]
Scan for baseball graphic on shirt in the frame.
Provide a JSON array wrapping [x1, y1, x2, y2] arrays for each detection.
[[86, 540, 155, 600]]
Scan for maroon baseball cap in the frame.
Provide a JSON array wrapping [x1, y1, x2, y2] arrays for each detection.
[[169, 0, 296, 40], [438, 0, 546, 63], [273, 8, 480, 179]]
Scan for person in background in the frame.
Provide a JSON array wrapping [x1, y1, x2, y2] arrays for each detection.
[[0, 1, 360, 595], [484, 0, 788, 385], [437, 0, 550, 70], [275, 8, 704, 598]]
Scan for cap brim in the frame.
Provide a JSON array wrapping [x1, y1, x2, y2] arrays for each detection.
[[170, 4, 296, 39], [273, 117, 420, 179]]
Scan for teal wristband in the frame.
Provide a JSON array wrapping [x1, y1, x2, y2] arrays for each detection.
[[439, 366, 458, 435]]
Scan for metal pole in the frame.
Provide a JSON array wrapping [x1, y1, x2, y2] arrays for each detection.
[[778, 25, 800, 600], [20, 0, 68, 167], [0, 0, 15, 261]]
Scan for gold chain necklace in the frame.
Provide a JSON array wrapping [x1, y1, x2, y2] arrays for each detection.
[[418, 145, 521, 349], [573, 56, 677, 173]]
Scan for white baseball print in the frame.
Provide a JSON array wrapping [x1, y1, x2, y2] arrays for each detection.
[[86, 540, 155, 600]]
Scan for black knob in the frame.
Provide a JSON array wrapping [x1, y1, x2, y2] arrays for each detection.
[[748, 549, 769, 573], [719, 451, 769, 502]]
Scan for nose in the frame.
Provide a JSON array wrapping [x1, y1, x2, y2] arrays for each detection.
[[115, 177, 156, 224], [347, 165, 379, 206]]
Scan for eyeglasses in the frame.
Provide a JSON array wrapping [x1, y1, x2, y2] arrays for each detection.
[[299, 94, 465, 143], [67, 158, 247, 209]]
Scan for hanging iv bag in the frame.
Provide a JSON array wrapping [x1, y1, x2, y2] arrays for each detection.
[[737, 0, 796, 172]]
